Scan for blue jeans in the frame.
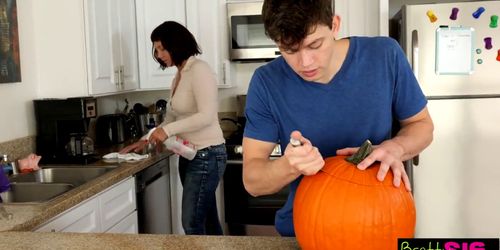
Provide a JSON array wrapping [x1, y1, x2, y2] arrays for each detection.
[[178, 143, 227, 235]]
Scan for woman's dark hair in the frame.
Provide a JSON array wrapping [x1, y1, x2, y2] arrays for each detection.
[[262, 0, 334, 51], [150, 21, 201, 69]]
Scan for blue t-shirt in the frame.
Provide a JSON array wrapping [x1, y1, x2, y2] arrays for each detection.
[[243, 36, 427, 237]]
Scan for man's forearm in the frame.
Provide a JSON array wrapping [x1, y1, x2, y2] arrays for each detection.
[[243, 156, 301, 197], [391, 118, 434, 161]]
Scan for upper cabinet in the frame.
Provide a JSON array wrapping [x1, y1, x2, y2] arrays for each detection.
[[85, 0, 140, 95], [35, 0, 228, 98], [185, 0, 229, 88], [135, 0, 228, 90], [335, 0, 389, 38], [135, 0, 185, 90]]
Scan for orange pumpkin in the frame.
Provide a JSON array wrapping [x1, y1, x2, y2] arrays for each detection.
[[293, 141, 416, 250]]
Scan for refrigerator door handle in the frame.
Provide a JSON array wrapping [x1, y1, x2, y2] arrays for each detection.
[[411, 30, 419, 81], [412, 155, 419, 166]]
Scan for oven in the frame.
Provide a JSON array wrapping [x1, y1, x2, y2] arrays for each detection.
[[223, 144, 289, 236]]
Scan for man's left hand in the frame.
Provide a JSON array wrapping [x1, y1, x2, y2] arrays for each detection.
[[336, 140, 411, 192]]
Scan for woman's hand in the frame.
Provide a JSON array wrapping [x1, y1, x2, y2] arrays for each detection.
[[148, 127, 168, 144], [119, 140, 149, 154]]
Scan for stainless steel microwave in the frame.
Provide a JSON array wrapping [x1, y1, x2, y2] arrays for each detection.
[[227, 2, 281, 61]]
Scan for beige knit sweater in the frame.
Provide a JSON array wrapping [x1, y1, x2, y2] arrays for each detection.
[[159, 56, 225, 150]]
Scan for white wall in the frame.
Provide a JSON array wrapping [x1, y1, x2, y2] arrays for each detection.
[[219, 62, 262, 112], [0, 0, 38, 142], [0, 0, 91, 143]]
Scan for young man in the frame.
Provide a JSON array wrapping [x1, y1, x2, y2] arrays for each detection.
[[242, 0, 434, 237]]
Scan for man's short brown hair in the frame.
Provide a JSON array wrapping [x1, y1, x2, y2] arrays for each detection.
[[262, 0, 334, 51]]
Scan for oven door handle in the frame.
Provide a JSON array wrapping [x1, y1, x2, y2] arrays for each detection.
[[227, 159, 243, 164]]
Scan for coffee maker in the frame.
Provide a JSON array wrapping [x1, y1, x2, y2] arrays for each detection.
[[34, 97, 98, 164]]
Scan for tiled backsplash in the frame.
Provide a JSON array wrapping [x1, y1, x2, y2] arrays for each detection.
[[0, 136, 36, 162]]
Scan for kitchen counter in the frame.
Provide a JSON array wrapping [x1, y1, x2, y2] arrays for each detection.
[[0, 232, 299, 249], [0, 149, 173, 232], [0, 147, 300, 249]]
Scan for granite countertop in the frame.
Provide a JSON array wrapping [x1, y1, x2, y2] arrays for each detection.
[[0, 149, 173, 232], [0, 232, 299, 249], [0, 146, 300, 249]]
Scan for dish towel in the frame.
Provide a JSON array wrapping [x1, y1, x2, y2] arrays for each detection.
[[102, 152, 149, 161]]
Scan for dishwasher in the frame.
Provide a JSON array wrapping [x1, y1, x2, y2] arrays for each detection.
[[135, 157, 171, 234]]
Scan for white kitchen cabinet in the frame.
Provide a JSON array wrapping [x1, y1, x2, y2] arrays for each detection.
[[33, 0, 91, 98], [135, 0, 229, 90], [169, 154, 184, 234], [98, 177, 137, 231], [335, 0, 389, 37], [35, 0, 229, 98], [106, 211, 139, 234], [186, 0, 229, 88], [84, 0, 140, 95], [35, 177, 137, 233], [36, 198, 101, 233], [135, 0, 186, 90], [34, 0, 139, 98]]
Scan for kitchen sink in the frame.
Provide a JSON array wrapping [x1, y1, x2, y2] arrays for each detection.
[[9, 167, 113, 187], [0, 183, 74, 203]]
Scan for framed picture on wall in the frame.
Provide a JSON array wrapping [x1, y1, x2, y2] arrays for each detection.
[[0, 0, 21, 84]]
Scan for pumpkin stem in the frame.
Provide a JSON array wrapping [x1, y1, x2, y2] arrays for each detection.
[[345, 140, 373, 165]]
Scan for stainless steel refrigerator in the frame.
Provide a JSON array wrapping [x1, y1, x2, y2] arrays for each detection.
[[392, 1, 500, 237]]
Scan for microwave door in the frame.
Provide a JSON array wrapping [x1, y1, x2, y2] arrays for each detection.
[[230, 15, 280, 60]]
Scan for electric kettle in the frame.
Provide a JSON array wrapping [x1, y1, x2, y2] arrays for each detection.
[[95, 114, 128, 145]]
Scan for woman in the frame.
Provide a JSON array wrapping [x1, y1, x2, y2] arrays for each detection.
[[120, 21, 227, 235]]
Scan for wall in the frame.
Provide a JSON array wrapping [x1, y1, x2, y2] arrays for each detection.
[[0, 0, 37, 143], [0, 0, 90, 144]]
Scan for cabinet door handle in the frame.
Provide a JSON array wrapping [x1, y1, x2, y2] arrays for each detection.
[[114, 68, 120, 87], [119, 65, 125, 89]]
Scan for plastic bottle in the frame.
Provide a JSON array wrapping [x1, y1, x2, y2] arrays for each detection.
[[164, 136, 197, 160]]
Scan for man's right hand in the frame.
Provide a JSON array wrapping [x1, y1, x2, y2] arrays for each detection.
[[119, 140, 149, 154], [284, 130, 324, 176]]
